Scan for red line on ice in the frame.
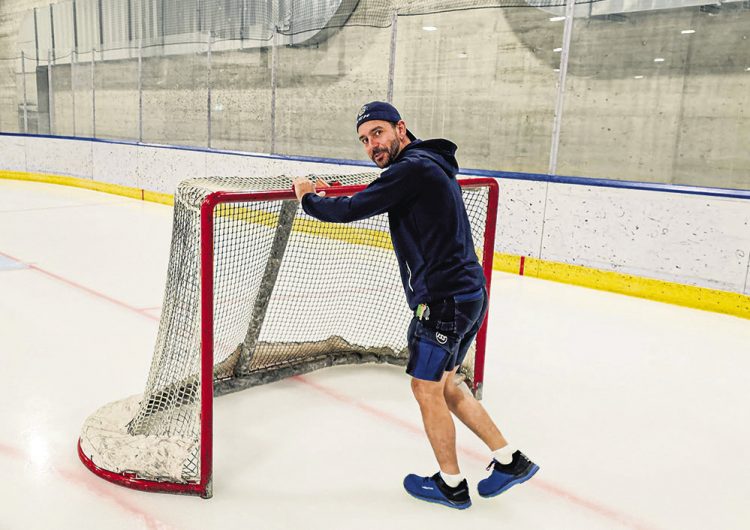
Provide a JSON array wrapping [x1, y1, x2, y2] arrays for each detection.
[[292, 374, 658, 530], [0, 250, 158, 322], [0, 441, 178, 530]]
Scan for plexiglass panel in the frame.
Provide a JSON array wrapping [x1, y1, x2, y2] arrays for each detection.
[[50, 51, 76, 136], [0, 56, 20, 133], [557, 3, 750, 188], [274, 23, 391, 160], [141, 42, 208, 146], [393, 9, 564, 173], [71, 50, 94, 138], [93, 47, 140, 140], [209, 43, 272, 153], [0, 0, 749, 189]]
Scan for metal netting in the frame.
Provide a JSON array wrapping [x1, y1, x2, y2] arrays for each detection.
[[79, 173, 490, 486]]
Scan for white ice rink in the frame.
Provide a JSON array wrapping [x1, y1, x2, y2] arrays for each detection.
[[1, 179, 749, 530]]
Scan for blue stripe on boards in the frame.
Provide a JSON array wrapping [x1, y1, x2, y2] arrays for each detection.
[[2, 132, 749, 200]]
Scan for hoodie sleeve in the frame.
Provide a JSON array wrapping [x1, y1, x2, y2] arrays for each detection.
[[301, 159, 420, 223]]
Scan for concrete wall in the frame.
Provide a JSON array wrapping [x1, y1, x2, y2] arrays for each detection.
[[3, 134, 749, 295]]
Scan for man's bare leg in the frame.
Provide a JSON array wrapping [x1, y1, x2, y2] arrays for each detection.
[[442, 367, 508, 451], [410, 372, 461, 474], [405, 371, 472, 508]]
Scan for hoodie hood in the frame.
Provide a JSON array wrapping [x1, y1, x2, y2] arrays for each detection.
[[398, 138, 459, 178]]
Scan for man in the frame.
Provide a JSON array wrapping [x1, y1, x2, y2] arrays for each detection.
[[292, 101, 538, 510]]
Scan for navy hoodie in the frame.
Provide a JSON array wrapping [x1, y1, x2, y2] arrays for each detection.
[[301, 138, 485, 310]]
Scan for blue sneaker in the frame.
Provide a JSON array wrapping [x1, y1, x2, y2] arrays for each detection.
[[478, 451, 539, 498], [403, 472, 472, 510]]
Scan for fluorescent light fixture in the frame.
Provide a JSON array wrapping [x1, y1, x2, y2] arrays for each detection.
[[553, 68, 561, 72], [746, 67, 750, 71], [549, 16, 566, 21], [422, 26, 437, 31], [634, 75, 644, 79], [654, 58, 665, 62], [457, 52, 468, 58], [681, 29, 695, 34], [553, 47, 563, 53]]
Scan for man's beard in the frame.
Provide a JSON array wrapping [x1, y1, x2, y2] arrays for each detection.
[[371, 137, 401, 168]]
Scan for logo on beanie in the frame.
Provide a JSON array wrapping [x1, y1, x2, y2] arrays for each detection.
[[357, 105, 369, 122]]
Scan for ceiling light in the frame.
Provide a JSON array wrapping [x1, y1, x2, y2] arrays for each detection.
[[746, 67, 750, 71], [654, 58, 665, 62], [422, 26, 437, 31], [634, 75, 644, 79], [681, 29, 695, 34], [457, 52, 468, 58], [549, 16, 566, 22], [553, 68, 561, 72], [553, 47, 563, 53]]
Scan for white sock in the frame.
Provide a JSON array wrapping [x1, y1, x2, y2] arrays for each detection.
[[440, 471, 464, 488], [492, 444, 516, 465]]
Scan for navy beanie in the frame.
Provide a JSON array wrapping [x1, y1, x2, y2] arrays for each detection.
[[356, 101, 416, 141]]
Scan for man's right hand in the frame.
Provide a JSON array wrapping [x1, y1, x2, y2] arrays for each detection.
[[314, 178, 331, 190], [293, 177, 327, 202]]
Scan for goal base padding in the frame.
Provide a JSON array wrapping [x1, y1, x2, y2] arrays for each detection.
[[78, 394, 210, 497], [77, 439, 211, 498]]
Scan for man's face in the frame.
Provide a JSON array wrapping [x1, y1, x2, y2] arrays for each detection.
[[358, 120, 405, 168]]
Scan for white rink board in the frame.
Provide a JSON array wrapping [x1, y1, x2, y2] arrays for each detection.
[[540, 184, 750, 292], [205, 150, 371, 182], [0, 135, 26, 170], [92, 141, 141, 189], [25, 136, 93, 179], [489, 178, 547, 257], [137, 145, 207, 193], [1, 134, 749, 295]]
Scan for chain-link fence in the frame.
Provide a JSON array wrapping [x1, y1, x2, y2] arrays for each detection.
[[1, 0, 749, 188]]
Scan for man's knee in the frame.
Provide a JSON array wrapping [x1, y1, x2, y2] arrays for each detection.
[[443, 379, 467, 410], [411, 377, 444, 404]]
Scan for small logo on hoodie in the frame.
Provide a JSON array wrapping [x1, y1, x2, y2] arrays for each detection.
[[435, 332, 447, 345]]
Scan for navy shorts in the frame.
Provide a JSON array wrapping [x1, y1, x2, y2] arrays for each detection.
[[406, 287, 488, 382]]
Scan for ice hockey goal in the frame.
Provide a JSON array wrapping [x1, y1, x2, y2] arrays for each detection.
[[77, 173, 499, 498]]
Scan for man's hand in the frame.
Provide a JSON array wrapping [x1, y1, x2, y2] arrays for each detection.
[[314, 178, 331, 190], [293, 177, 328, 202]]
